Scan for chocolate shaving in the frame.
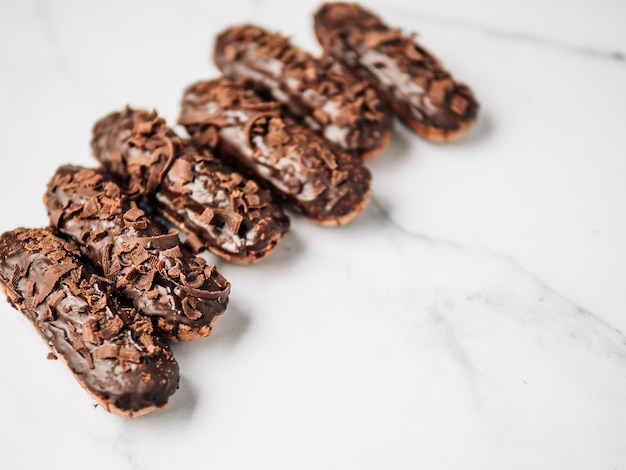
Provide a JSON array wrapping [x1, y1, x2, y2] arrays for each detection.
[[81, 198, 101, 219], [123, 206, 146, 222], [135, 231, 180, 251], [81, 319, 101, 344], [184, 232, 205, 253], [363, 29, 402, 48], [49, 209, 64, 228], [313, 3, 479, 140], [181, 271, 205, 289], [118, 346, 141, 363], [180, 78, 372, 225], [69, 322, 94, 369], [139, 334, 158, 354], [214, 209, 243, 234], [405, 42, 424, 61], [135, 270, 156, 291], [31, 259, 76, 307], [127, 245, 151, 266], [93, 343, 119, 359], [91, 107, 289, 264], [169, 158, 194, 184], [450, 94, 469, 116], [214, 24, 393, 155], [181, 297, 202, 320], [99, 316, 124, 339], [45, 166, 231, 341], [25, 278, 36, 298], [45, 289, 65, 309], [40, 305, 55, 322], [10, 264, 20, 289]]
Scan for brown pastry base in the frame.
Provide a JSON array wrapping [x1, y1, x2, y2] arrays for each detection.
[[211, 241, 282, 265], [155, 316, 219, 342], [360, 131, 392, 160], [396, 106, 476, 143], [43, 341, 164, 418], [316, 188, 372, 226]]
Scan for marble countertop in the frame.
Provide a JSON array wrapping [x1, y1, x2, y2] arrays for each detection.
[[1, 0, 625, 468]]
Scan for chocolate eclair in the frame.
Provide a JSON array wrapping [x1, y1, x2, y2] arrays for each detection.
[[180, 78, 372, 226], [214, 24, 393, 158], [91, 108, 290, 264], [45, 165, 230, 341], [0, 228, 179, 417], [314, 2, 479, 142]]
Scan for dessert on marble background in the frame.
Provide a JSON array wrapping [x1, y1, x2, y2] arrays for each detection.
[[0, 228, 180, 417], [91, 107, 290, 264], [0, 1, 480, 416], [214, 23, 395, 158], [314, 2, 479, 141], [179, 77, 372, 226], [45, 165, 231, 342]]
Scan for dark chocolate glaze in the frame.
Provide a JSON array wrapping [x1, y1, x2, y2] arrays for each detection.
[[45, 165, 230, 341], [314, 2, 479, 140], [214, 24, 393, 156], [180, 78, 372, 225], [91, 108, 289, 264], [0, 228, 179, 416]]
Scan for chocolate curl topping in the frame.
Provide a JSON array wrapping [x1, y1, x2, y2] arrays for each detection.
[[92, 107, 290, 264], [180, 78, 371, 225], [91, 108, 178, 199], [0, 227, 179, 416], [214, 24, 393, 155], [45, 165, 230, 341], [314, 2, 478, 140]]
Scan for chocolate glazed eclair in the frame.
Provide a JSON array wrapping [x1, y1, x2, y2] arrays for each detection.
[[214, 24, 393, 159], [0, 228, 179, 417], [45, 166, 230, 342], [314, 2, 479, 142], [179, 78, 372, 226], [91, 108, 289, 264]]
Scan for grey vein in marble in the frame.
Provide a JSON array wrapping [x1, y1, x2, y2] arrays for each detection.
[[371, 194, 623, 336], [385, 6, 626, 62]]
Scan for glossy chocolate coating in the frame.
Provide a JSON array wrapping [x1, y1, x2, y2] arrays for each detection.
[[0, 228, 179, 416], [91, 108, 289, 264], [314, 2, 479, 141], [45, 165, 230, 341], [180, 78, 372, 225], [214, 24, 393, 156]]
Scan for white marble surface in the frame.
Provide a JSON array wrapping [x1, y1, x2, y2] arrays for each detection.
[[1, 0, 625, 468]]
